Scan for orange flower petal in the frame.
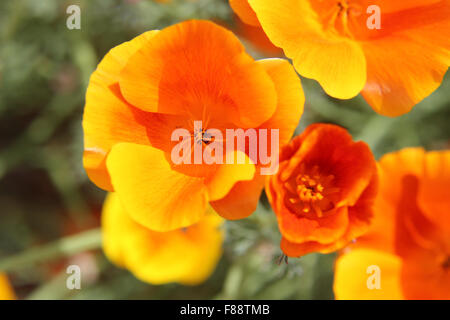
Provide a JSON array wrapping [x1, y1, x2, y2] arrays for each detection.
[[400, 253, 450, 300], [119, 20, 277, 128], [106, 143, 209, 232], [343, 171, 379, 242], [278, 206, 349, 245], [356, 148, 426, 253], [0, 273, 16, 300], [332, 141, 377, 208], [361, 5, 450, 116], [256, 58, 304, 146], [211, 174, 265, 220], [230, 0, 260, 27], [278, 124, 354, 182], [334, 248, 404, 300], [83, 31, 159, 190], [418, 151, 450, 232], [248, 0, 367, 99], [281, 237, 338, 257], [377, 1, 443, 13], [205, 150, 256, 201]]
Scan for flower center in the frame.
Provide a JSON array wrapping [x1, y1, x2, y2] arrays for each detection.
[[193, 127, 214, 145], [332, 1, 362, 37], [297, 174, 325, 204], [285, 165, 340, 218]]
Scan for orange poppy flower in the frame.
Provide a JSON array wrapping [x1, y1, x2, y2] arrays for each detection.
[[0, 273, 16, 300], [265, 124, 378, 257], [334, 148, 450, 299], [102, 193, 224, 285], [230, 0, 450, 116], [83, 20, 304, 231]]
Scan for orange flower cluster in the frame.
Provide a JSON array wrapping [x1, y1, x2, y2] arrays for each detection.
[[83, 20, 304, 284], [334, 148, 450, 299], [82, 2, 450, 296], [266, 124, 378, 257], [230, 0, 450, 116]]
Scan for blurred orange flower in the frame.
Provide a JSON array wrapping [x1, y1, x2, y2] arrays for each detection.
[[334, 148, 450, 299], [230, 0, 450, 116], [266, 124, 378, 257], [0, 273, 16, 300], [83, 20, 304, 231], [102, 193, 224, 285]]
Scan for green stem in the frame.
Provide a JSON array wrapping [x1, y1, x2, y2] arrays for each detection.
[[0, 229, 102, 273]]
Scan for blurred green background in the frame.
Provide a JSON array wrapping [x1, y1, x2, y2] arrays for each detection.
[[0, 0, 449, 300]]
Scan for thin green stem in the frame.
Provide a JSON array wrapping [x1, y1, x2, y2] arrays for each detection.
[[0, 228, 102, 273]]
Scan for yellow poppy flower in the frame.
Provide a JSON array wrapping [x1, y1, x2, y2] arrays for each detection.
[[102, 193, 224, 285]]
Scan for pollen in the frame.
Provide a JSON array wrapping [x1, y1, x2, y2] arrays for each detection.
[[193, 128, 213, 145], [287, 165, 340, 218]]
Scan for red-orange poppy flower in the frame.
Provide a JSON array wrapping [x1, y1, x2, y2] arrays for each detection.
[[266, 124, 378, 257], [83, 20, 304, 231], [334, 148, 450, 299], [230, 0, 450, 116]]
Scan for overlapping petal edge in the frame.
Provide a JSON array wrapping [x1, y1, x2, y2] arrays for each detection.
[[83, 20, 304, 231], [232, 0, 450, 116]]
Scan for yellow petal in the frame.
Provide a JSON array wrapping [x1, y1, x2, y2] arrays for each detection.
[[102, 193, 224, 285], [83, 31, 159, 190], [256, 58, 304, 146], [0, 274, 16, 300], [206, 150, 255, 201], [106, 143, 209, 232], [248, 0, 366, 99], [211, 174, 265, 220], [334, 248, 404, 300]]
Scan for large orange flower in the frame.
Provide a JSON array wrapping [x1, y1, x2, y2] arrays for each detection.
[[102, 193, 224, 285], [334, 148, 450, 300], [266, 124, 378, 257], [0, 273, 16, 300], [230, 0, 450, 116], [83, 20, 304, 231]]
